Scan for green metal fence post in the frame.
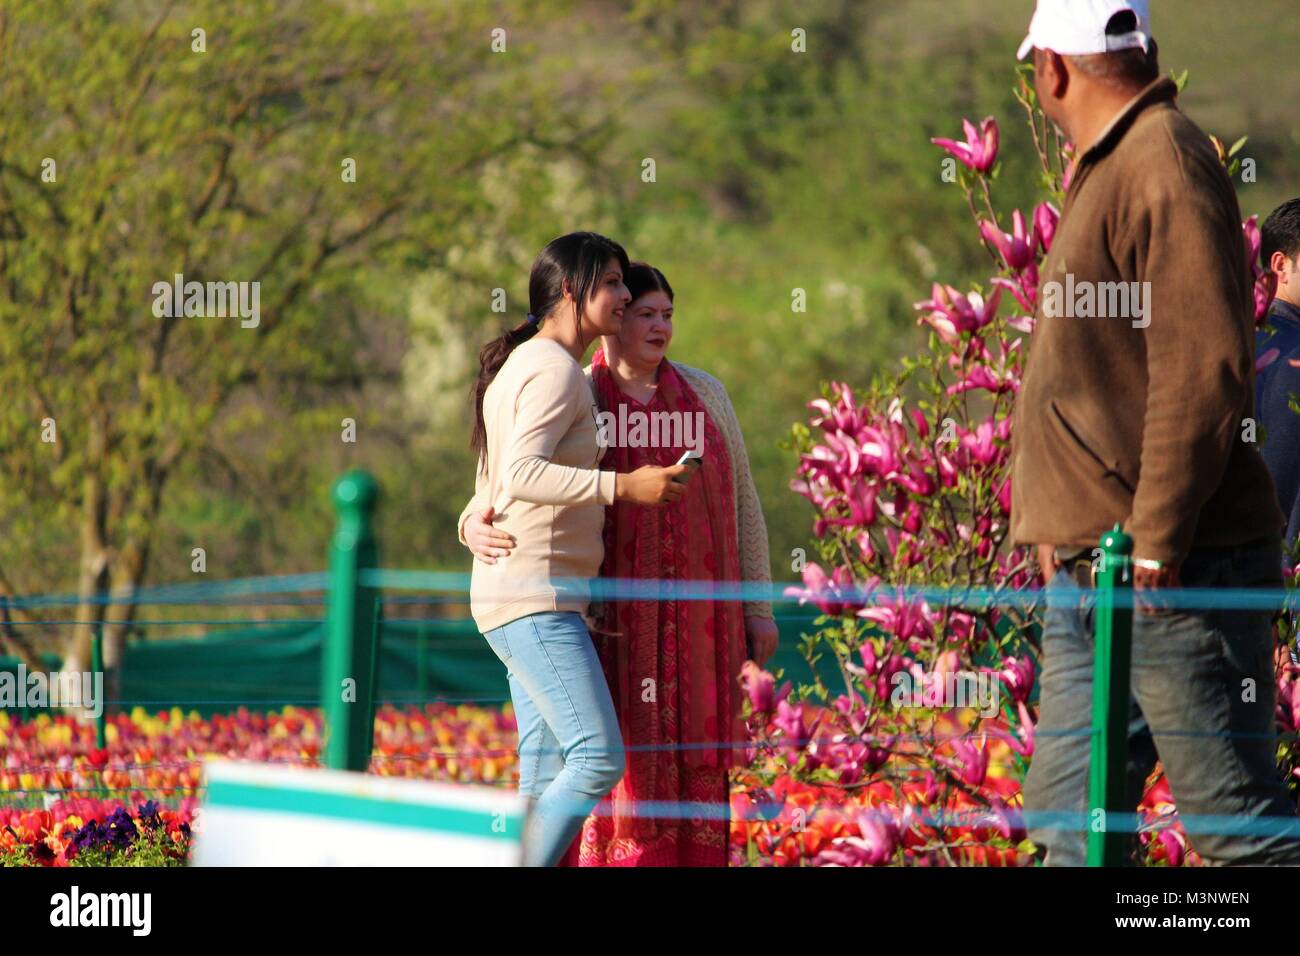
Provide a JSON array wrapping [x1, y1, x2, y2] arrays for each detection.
[[91, 618, 106, 749], [322, 471, 381, 772], [1087, 522, 1134, 866]]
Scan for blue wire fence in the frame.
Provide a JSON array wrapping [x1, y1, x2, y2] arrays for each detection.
[[2, 472, 1298, 866]]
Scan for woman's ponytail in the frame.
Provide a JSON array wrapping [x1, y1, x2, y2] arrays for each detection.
[[469, 315, 540, 467], [469, 233, 629, 472]]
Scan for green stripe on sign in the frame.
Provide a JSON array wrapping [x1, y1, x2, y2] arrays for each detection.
[[206, 780, 522, 841]]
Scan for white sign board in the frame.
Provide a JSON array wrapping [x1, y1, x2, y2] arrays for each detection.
[[194, 759, 525, 866]]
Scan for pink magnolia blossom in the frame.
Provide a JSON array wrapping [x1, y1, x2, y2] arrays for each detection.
[[947, 340, 1022, 397], [1255, 272, 1278, 325], [988, 700, 1037, 758], [910, 407, 930, 439], [831, 690, 868, 728], [995, 475, 1012, 515], [773, 700, 810, 749], [1157, 828, 1186, 867], [1034, 201, 1060, 254], [858, 591, 936, 644], [848, 643, 914, 702], [806, 382, 865, 435], [819, 808, 902, 866], [945, 610, 978, 645], [1244, 215, 1264, 276], [783, 562, 864, 616], [1276, 658, 1299, 731], [740, 660, 790, 715], [931, 117, 1000, 174], [997, 655, 1035, 704], [937, 734, 990, 788], [947, 364, 1002, 396], [1245, 215, 1277, 324], [958, 419, 1001, 468], [991, 272, 1038, 318], [914, 283, 1002, 345], [809, 731, 893, 786], [980, 209, 1036, 271], [982, 794, 1023, 842]]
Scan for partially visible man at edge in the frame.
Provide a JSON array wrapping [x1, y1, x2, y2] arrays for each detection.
[[1009, 0, 1300, 865], [1256, 199, 1300, 552]]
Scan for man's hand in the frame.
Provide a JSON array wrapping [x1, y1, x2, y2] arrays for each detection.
[[1132, 559, 1182, 616], [745, 615, 779, 666], [463, 506, 516, 564], [1036, 544, 1059, 585]]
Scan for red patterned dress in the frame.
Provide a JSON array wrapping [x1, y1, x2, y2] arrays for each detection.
[[559, 347, 749, 866]]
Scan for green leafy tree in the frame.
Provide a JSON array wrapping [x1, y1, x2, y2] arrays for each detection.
[[0, 0, 583, 683]]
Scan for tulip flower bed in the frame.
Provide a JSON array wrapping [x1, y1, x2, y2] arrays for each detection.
[[1, 801, 194, 867], [0, 702, 519, 866], [3, 690, 1253, 866]]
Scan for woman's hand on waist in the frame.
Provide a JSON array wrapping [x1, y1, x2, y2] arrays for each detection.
[[464, 505, 517, 564]]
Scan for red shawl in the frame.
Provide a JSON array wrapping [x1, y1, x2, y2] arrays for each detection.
[[562, 347, 748, 867]]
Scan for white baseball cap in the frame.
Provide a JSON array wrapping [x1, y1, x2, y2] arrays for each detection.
[[1016, 0, 1151, 61]]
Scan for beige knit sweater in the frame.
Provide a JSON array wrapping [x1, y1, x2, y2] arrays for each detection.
[[466, 337, 616, 633], [459, 358, 775, 622]]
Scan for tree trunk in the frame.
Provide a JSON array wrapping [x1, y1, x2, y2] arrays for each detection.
[[59, 433, 110, 720], [102, 536, 151, 714], [0, 562, 51, 671]]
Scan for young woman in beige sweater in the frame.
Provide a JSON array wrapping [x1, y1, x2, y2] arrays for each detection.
[[464, 261, 778, 865], [467, 232, 685, 866]]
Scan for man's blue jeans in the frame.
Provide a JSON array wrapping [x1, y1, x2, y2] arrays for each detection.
[[1023, 537, 1300, 865], [482, 610, 625, 866]]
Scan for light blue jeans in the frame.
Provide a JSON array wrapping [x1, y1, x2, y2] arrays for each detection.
[[482, 610, 625, 866]]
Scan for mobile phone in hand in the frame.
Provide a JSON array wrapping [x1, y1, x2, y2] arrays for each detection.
[[673, 449, 704, 483]]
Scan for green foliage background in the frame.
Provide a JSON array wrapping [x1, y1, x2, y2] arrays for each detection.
[[2, 0, 1297, 616]]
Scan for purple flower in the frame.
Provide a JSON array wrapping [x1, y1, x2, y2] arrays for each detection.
[[137, 800, 162, 831]]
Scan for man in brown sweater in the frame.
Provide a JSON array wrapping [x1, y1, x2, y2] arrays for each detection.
[[1011, 0, 1300, 864]]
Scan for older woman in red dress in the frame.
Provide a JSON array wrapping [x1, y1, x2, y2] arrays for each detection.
[[461, 262, 777, 865]]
